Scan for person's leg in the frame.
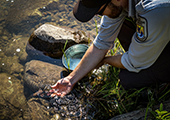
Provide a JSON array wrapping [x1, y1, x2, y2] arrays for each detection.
[[149, 42, 170, 83], [119, 69, 157, 90]]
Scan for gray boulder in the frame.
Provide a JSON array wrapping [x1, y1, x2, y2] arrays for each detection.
[[28, 24, 90, 58]]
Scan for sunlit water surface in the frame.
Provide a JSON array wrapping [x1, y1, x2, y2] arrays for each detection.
[[0, 0, 100, 119]]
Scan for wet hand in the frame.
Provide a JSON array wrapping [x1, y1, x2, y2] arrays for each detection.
[[50, 77, 74, 97]]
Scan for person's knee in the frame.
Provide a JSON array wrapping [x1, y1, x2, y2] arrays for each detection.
[[119, 69, 156, 90], [119, 70, 132, 90]]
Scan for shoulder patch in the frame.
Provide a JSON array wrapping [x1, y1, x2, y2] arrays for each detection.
[[136, 16, 148, 42]]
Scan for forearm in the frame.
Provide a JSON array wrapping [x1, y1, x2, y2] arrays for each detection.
[[103, 54, 126, 69], [68, 44, 108, 85]]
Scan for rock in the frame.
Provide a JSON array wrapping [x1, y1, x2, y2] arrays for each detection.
[[0, 73, 26, 119], [110, 100, 170, 120], [2, 36, 8, 40], [49, 92, 89, 119], [23, 59, 97, 119], [28, 24, 90, 58], [0, 55, 24, 74], [26, 42, 47, 59], [23, 97, 52, 120], [4, 36, 28, 57], [3, 0, 98, 42], [24, 60, 64, 92], [5, 0, 52, 34], [39, 0, 60, 12]]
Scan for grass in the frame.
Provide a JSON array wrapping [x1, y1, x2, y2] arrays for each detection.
[[61, 16, 170, 119], [93, 45, 170, 119], [62, 39, 71, 71], [89, 48, 170, 119], [87, 17, 170, 119]]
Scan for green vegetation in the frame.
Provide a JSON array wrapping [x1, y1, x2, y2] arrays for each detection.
[[89, 18, 170, 119], [61, 17, 170, 120], [89, 39, 170, 119], [62, 39, 71, 71], [154, 103, 170, 120], [87, 40, 170, 119]]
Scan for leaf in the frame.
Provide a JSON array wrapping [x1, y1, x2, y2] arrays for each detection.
[[150, 110, 157, 118], [63, 39, 68, 51], [160, 110, 168, 115], [162, 112, 170, 119], [155, 109, 161, 116], [160, 103, 163, 111], [164, 116, 170, 119], [158, 89, 170, 101]]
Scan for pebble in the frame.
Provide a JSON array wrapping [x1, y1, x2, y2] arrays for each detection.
[[16, 48, 20, 52], [2, 36, 8, 40], [55, 114, 60, 119]]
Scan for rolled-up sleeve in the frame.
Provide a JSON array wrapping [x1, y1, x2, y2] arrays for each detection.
[[93, 12, 127, 50], [121, 5, 170, 72]]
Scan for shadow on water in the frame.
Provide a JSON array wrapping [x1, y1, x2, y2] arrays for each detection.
[[26, 43, 63, 67]]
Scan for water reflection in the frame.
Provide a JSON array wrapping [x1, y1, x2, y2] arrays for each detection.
[[0, 0, 101, 119]]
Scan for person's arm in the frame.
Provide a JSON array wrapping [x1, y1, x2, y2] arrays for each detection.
[[50, 13, 127, 97], [121, 6, 170, 72], [68, 44, 108, 84], [51, 44, 108, 97], [103, 54, 126, 69]]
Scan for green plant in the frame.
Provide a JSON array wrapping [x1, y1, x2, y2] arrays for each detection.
[[62, 39, 70, 70], [91, 66, 149, 119], [111, 38, 125, 55], [88, 33, 145, 117], [158, 88, 170, 102], [144, 88, 157, 120], [155, 103, 170, 120], [94, 18, 99, 35], [150, 103, 170, 120], [84, 16, 170, 119], [143, 84, 170, 120]]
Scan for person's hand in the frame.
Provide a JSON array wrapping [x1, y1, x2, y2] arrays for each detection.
[[50, 77, 74, 97]]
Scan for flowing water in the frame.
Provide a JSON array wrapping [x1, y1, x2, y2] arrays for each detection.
[[0, 0, 102, 119]]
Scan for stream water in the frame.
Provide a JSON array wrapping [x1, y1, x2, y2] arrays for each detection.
[[0, 0, 104, 119], [1, 1, 169, 119]]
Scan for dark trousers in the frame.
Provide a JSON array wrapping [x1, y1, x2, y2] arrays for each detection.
[[117, 19, 170, 90]]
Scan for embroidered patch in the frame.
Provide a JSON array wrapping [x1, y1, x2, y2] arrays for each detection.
[[136, 16, 148, 42]]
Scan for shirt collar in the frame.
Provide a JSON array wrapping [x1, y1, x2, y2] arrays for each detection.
[[128, 0, 140, 19]]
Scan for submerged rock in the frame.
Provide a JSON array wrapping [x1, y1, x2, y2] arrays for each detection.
[[23, 97, 52, 120], [23, 57, 96, 119], [5, 0, 57, 34], [24, 60, 64, 92], [0, 73, 26, 119], [28, 24, 90, 58]]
